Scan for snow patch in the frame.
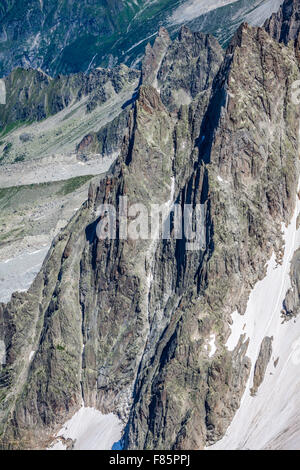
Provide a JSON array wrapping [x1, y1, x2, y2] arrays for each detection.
[[208, 334, 217, 358], [217, 175, 229, 184], [204, 334, 217, 357], [29, 351, 35, 361], [48, 407, 123, 451], [48, 440, 67, 451]]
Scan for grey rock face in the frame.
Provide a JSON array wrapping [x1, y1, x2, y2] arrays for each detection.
[[0, 65, 140, 133], [283, 248, 300, 319], [76, 109, 131, 159], [142, 27, 172, 87], [264, 0, 300, 45], [250, 337, 273, 396], [142, 25, 224, 113]]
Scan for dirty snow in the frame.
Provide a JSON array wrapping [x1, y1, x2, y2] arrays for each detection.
[[244, 0, 284, 27]]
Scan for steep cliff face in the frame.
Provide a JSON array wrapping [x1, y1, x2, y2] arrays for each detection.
[[0, 16, 299, 450], [264, 0, 300, 44], [150, 26, 224, 113], [126, 23, 300, 449]]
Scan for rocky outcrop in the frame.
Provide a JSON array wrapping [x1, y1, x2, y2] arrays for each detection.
[[283, 248, 300, 319], [264, 0, 300, 45], [142, 25, 224, 113], [0, 19, 300, 451], [157, 26, 224, 113], [76, 109, 131, 159], [250, 337, 273, 396], [142, 27, 172, 87], [126, 23, 300, 449]]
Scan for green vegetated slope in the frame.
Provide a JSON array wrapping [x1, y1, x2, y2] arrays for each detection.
[[0, 0, 283, 76]]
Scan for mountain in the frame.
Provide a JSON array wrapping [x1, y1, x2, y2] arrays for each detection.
[[0, 0, 284, 76], [0, 62, 140, 306], [0, 0, 300, 450], [264, 0, 300, 44]]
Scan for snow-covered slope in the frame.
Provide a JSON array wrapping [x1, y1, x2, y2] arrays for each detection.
[[170, 0, 239, 24], [48, 407, 123, 451], [210, 181, 300, 450]]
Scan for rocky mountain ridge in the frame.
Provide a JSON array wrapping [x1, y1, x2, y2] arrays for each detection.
[[264, 0, 300, 44], [0, 64, 139, 136], [0, 0, 300, 451]]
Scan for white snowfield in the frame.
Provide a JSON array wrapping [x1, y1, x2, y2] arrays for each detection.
[[48, 407, 123, 451], [210, 181, 300, 450]]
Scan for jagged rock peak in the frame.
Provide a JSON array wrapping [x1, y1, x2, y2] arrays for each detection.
[[177, 24, 221, 50], [157, 26, 170, 41], [142, 27, 171, 87], [142, 25, 224, 112], [137, 85, 165, 113], [225, 22, 271, 53], [178, 24, 194, 40], [264, 0, 300, 44]]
